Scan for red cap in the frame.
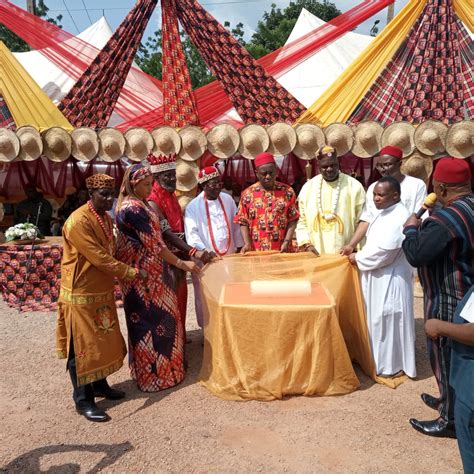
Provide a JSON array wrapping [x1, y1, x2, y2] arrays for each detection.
[[379, 145, 403, 160], [254, 152, 275, 168], [198, 166, 220, 184], [433, 157, 471, 184]]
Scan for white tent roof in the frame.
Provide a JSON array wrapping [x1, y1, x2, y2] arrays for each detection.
[[13, 17, 114, 104], [13, 17, 162, 126], [219, 8, 374, 124]]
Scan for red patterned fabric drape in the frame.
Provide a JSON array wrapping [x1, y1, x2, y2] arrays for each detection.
[[0, 94, 15, 130], [173, 0, 306, 125], [161, 0, 198, 126], [349, 0, 474, 125], [59, 0, 158, 128]]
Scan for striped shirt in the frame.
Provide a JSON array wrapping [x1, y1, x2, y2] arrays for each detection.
[[402, 194, 474, 321]]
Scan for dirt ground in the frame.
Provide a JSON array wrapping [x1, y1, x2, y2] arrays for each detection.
[[0, 284, 462, 473]]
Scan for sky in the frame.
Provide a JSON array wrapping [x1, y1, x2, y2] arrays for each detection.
[[11, 0, 409, 41]]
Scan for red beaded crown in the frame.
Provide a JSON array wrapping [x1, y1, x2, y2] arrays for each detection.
[[147, 153, 177, 174], [198, 166, 220, 184]]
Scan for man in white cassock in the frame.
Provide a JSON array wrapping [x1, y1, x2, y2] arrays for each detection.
[[341, 145, 426, 256], [349, 176, 416, 378], [184, 166, 243, 326]]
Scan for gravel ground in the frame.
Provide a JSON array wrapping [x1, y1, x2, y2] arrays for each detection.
[[0, 284, 462, 473]]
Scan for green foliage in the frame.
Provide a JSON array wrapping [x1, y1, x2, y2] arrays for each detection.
[[0, 0, 63, 52], [247, 1, 341, 58], [138, 1, 341, 86]]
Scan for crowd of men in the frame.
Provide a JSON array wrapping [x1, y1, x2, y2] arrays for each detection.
[[10, 143, 470, 470]]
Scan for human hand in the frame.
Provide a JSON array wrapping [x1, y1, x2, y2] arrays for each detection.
[[348, 253, 357, 265], [404, 213, 421, 229], [340, 245, 354, 256], [196, 249, 213, 264], [240, 243, 252, 255], [304, 244, 320, 257], [280, 240, 291, 253], [425, 319, 443, 339], [183, 261, 201, 274]]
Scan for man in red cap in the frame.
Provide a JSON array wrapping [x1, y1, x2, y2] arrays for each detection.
[[402, 157, 473, 438], [235, 152, 299, 252], [184, 166, 243, 326], [341, 145, 427, 256]]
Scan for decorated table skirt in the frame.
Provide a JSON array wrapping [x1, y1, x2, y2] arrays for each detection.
[[0, 237, 123, 312], [198, 252, 403, 401]]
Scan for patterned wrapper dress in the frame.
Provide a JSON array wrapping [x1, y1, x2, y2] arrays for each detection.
[[115, 198, 184, 392]]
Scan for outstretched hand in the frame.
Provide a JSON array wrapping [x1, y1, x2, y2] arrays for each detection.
[[339, 245, 354, 256]]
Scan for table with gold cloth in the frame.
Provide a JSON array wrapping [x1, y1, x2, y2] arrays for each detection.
[[198, 252, 404, 401], [0, 237, 123, 312]]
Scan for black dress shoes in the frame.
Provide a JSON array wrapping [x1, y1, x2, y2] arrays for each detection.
[[421, 393, 440, 410], [76, 404, 110, 422], [409, 418, 456, 438], [93, 386, 126, 400]]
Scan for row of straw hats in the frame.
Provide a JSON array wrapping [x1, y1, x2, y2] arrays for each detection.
[[0, 120, 472, 163]]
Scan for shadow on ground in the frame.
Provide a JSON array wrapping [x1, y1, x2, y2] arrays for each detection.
[[1, 442, 132, 473]]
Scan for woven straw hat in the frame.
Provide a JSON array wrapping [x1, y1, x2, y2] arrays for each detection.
[[98, 128, 125, 162], [178, 194, 194, 211], [352, 121, 383, 158], [381, 122, 415, 157], [151, 126, 181, 156], [16, 126, 42, 161], [71, 127, 99, 162], [324, 123, 354, 157], [178, 126, 207, 162], [124, 127, 153, 162], [176, 158, 199, 192], [238, 124, 269, 159], [206, 124, 240, 159], [445, 121, 474, 158], [42, 127, 72, 162], [293, 124, 325, 160], [401, 151, 433, 183], [414, 120, 448, 156], [0, 128, 20, 162], [267, 122, 297, 156]]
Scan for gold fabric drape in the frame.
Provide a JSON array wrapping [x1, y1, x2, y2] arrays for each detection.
[[453, 0, 473, 31], [296, 0, 426, 126], [0, 41, 72, 130], [198, 253, 405, 401]]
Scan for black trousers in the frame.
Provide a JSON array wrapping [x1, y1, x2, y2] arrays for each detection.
[[67, 337, 109, 409]]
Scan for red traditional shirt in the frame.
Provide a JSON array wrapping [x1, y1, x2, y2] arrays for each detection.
[[235, 181, 299, 251], [148, 182, 184, 233]]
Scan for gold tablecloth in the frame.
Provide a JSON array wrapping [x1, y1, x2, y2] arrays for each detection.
[[199, 252, 404, 401]]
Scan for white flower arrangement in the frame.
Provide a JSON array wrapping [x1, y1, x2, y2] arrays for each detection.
[[4, 223, 44, 242]]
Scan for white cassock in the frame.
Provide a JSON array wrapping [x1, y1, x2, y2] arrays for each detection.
[[355, 202, 416, 378], [184, 192, 243, 327]]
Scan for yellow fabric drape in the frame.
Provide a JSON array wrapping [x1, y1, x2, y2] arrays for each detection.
[[453, 0, 473, 31], [199, 252, 405, 401], [296, 0, 426, 126], [0, 41, 72, 131]]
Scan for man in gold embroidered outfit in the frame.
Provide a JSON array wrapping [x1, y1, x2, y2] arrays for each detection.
[[56, 174, 145, 422], [296, 146, 366, 255]]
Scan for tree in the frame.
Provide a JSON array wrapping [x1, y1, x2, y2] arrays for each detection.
[[247, 1, 341, 58], [136, 21, 245, 89], [0, 1, 63, 52], [137, 1, 341, 86]]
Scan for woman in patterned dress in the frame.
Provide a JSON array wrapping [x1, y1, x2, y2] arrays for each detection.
[[115, 164, 200, 392]]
